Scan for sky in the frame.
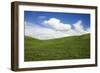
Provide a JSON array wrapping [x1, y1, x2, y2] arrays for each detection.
[[24, 11, 90, 40]]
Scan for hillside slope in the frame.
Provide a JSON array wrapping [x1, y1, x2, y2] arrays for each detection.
[[24, 34, 90, 61]]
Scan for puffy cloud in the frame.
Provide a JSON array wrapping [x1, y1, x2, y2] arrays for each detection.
[[73, 20, 84, 32], [25, 22, 70, 40], [43, 18, 71, 31], [73, 20, 90, 35], [25, 18, 90, 40]]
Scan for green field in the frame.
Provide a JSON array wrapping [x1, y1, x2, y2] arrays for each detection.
[[24, 34, 90, 61]]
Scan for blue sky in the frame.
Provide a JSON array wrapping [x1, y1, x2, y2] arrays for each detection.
[[24, 11, 90, 29], [24, 11, 90, 40]]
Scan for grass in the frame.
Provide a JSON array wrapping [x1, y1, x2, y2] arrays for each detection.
[[24, 34, 90, 61]]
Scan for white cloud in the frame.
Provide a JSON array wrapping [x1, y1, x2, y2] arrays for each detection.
[[73, 20, 85, 32], [25, 22, 70, 40], [43, 18, 71, 31], [25, 18, 90, 40]]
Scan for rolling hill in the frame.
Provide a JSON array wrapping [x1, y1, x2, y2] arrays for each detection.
[[24, 34, 90, 61]]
